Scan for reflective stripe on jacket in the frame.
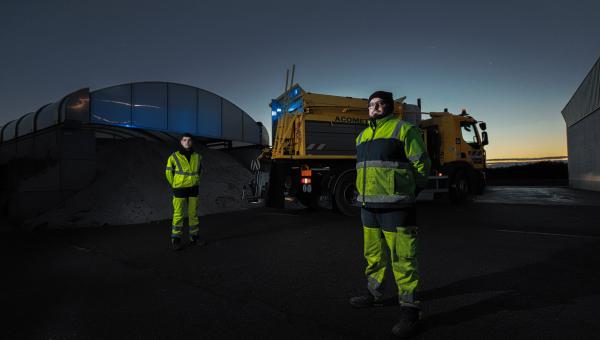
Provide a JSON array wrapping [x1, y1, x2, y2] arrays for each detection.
[[355, 114, 431, 208], [165, 151, 202, 188]]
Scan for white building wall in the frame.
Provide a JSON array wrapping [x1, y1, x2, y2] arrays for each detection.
[[562, 56, 600, 191], [567, 107, 600, 191]]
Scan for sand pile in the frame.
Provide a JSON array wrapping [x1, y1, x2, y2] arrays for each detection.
[[30, 139, 253, 228]]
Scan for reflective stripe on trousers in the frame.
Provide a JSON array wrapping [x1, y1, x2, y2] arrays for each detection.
[[171, 196, 199, 238], [361, 208, 418, 303]]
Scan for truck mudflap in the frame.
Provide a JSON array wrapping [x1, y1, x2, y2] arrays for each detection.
[[244, 155, 275, 205], [426, 175, 449, 193], [418, 175, 449, 201]]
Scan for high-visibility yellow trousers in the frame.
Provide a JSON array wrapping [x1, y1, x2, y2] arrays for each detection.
[[171, 196, 199, 239], [361, 207, 418, 304]]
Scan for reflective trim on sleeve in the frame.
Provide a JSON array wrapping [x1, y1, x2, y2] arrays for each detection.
[[408, 152, 427, 162]]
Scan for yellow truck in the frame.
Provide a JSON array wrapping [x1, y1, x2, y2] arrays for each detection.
[[259, 84, 488, 215]]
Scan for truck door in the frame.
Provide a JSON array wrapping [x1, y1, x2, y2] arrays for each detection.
[[424, 126, 441, 170]]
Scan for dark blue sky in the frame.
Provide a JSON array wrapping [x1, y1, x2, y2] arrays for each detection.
[[1, 0, 599, 158]]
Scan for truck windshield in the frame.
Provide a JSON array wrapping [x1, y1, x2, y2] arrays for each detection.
[[460, 123, 480, 149]]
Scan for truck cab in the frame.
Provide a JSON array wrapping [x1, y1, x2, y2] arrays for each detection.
[[421, 111, 489, 200]]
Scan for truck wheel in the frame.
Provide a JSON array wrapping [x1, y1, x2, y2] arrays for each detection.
[[334, 173, 360, 216], [473, 172, 486, 195], [450, 169, 470, 203]]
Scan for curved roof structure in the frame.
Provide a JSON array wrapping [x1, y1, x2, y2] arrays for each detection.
[[1, 81, 269, 145]]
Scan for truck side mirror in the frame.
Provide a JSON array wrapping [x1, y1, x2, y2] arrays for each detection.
[[481, 131, 489, 146], [479, 122, 487, 131]]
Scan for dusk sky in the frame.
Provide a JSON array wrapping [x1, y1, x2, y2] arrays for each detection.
[[1, 0, 599, 159]]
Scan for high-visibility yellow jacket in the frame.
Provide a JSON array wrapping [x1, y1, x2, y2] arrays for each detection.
[[356, 114, 431, 208], [165, 151, 202, 188]]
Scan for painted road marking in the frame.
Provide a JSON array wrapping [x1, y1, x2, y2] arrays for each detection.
[[260, 212, 300, 216], [496, 229, 600, 240]]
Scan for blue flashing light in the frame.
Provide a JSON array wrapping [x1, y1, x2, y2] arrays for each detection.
[[271, 99, 283, 119], [288, 98, 303, 112], [289, 87, 300, 98]]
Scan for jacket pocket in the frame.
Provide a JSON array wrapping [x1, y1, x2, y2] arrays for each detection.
[[393, 170, 414, 195], [364, 167, 395, 196]]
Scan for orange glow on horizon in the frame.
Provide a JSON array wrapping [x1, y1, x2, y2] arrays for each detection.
[[484, 140, 567, 160]]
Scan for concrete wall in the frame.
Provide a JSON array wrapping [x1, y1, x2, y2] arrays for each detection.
[[567, 107, 600, 191]]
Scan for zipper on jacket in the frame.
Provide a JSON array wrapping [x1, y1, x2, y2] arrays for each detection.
[[362, 121, 377, 206]]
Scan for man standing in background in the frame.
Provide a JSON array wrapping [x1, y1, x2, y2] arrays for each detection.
[[165, 133, 204, 250]]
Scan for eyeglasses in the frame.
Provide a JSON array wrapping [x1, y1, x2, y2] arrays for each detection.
[[368, 101, 388, 109]]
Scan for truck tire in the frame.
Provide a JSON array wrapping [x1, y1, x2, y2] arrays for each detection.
[[449, 169, 470, 203], [473, 172, 486, 195], [333, 173, 360, 216]]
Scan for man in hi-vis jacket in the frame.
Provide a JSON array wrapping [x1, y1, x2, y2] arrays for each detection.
[[350, 91, 431, 337], [165, 133, 203, 250]]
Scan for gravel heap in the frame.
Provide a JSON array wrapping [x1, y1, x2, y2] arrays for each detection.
[[30, 138, 253, 228]]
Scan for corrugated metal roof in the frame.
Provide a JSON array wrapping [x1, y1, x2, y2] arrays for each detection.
[[562, 56, 600, 127]]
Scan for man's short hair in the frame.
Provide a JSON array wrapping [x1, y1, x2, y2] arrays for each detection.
[[180, 133, 193, 140]]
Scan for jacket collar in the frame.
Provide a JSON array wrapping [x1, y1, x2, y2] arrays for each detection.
[[369, 113, 395, 129], [178, 147, 194, 156]]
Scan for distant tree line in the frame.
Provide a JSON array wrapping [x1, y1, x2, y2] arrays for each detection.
[[486, 161, 568, 186]]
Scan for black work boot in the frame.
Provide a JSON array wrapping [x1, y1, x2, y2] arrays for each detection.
[[189, 235, 206, 246], [391, 306, 420, 338], [349, 294, 383, 308], [172, 237, 182, 251]]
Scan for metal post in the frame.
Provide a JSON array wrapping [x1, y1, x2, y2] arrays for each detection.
[[285, 69, 289, 92], [290, 64, 296, 89]]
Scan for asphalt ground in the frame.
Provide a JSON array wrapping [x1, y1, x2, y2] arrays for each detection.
[[3, 187, 600, 339]]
